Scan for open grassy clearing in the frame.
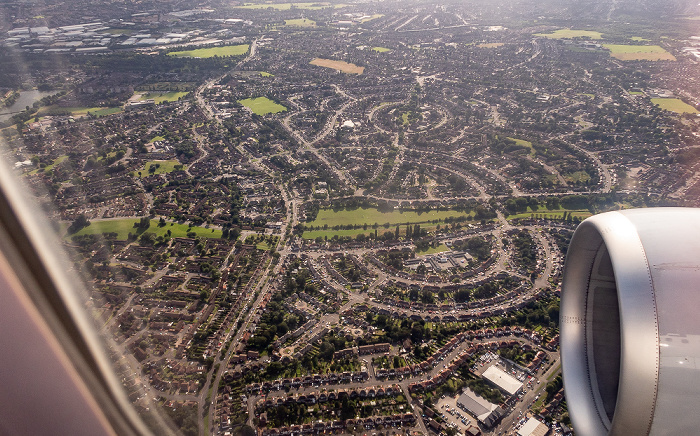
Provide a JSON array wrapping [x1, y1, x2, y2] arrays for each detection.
[[70, 219, 222, 239], [603, 44, 676, 61], [167, 44, 249, 58], [260, 72, 274, 77], [235, 2, 346, 10], [310, 58, 364, 74], [284, 18, 316, 27], [136, 160, 182, 177], [629, 91, 645, 95], [534, 29, 603, 39], [31, 154, 67, 174], [651, 98, 699, 114], [372, 46, 391, 52], [308, 207, 472, 228], [565, 171, 591, 183], [416, 244, 450, 255], [238, 97, 287, 115], [137, 91, 189, 103], [507, 137, 534, 156], [37, 105, 121, 117], [476, 43, 504, 48], [148, 135, 165, 143]]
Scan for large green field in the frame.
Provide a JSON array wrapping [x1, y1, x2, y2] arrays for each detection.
[[239, 97, 287, 115], [70, 218, 222, 239], [168, 44, 249, 58], [651, 98, 699, 114], [284, 18, 316, 27], [603, 44, 676, 61], [372, 47, 391, 53], [137, 91, 189, 103], [307, 207, 472, 228], [37, 106, 122, 117], [534, 29, 603, 39], [136, 160, 183, 177]]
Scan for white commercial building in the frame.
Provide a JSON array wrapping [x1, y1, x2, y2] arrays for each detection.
[[517, 417, 549, 436], [482, 365, 523, 396]]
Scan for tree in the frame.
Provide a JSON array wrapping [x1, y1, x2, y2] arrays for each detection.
[[67, 214, 91, 234]]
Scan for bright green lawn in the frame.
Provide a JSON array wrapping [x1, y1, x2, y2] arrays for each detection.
[[238, 97, 287, 115], [372, 47, 391, 52], [138, 91, 189, 103], [534, 29, 603, 39], [168, 44, 249, 58], [651, 98, 699, 114], [307, 207, 472, 228], [136, 160, 182, 177], [70, 219, 222, 239], [260, 72, 274, 77]]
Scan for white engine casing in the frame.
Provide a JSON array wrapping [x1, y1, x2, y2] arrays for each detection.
[[561, 208, 700, 436]]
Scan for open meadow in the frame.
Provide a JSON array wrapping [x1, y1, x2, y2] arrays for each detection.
[[69, 219, 222, 239], [603, 44, 676, 61], [651, 98, 699, 114]]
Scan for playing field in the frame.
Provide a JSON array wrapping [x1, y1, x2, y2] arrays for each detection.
[[307, 207, 472, 228], [372, 47, 391, 52], [137, 91, 189, 103], [284, 18, 316, 27], [651, 98, 699, 114], [238, 97, 287, 115], [534, 29, 603, 39], [310, 58, 364, 74], [137, 160, 182, 177], [70, 219, 222, 239], [603, 44, 676, 61], [168, 44, 249, 58]]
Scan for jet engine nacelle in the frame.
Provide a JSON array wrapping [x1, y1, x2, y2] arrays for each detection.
[[561, 208, 700, 436]]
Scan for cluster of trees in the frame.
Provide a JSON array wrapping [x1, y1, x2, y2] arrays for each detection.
[[452, 236, 491, 261], [368, 315, 430, 343], [498, 295, 560, 330], [247, 298, 303, 351], [510, 230, 537, 272]]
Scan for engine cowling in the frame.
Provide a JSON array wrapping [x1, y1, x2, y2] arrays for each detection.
[[561, 208, 700, 436]]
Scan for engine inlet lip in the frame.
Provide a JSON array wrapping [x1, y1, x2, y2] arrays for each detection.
[[561, 211, 659, 436]]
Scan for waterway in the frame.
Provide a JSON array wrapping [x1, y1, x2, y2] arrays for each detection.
[[0, 90, 53, 123]]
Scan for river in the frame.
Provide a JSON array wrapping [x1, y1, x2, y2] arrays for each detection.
[[0, 90, 53, 123]]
